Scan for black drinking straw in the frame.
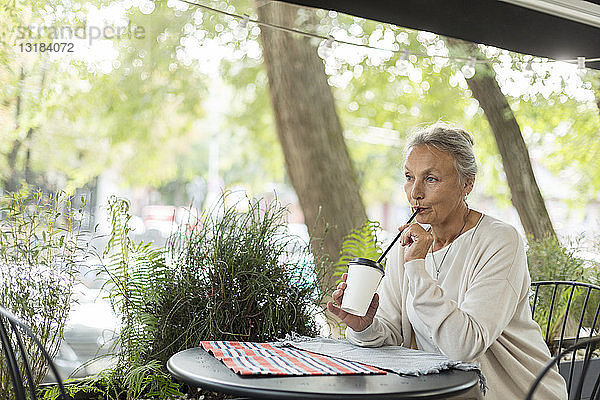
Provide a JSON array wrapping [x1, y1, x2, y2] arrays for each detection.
[[377, 208, 421, 263]]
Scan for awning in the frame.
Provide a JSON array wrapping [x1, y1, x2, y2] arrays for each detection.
[[280, 0, 600, 69]]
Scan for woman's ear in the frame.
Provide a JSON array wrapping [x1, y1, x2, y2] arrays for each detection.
[[463, 179, 474, 196]]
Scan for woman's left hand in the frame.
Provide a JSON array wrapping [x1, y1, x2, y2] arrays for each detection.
[[398, 223, 434, 262]]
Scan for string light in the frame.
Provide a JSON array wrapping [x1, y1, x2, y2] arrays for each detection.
[[317, 35, 335, 59], [240, 14, 249, 30], [400, 49, 409, 61], [577, 56, 588, 77], [234, 14, 250, 40], [396, 49, 410, 75], [525, 60, 533, 71], [461, 57, 476, 79], [175, 0, 599, 71], [523, 59, 534, 78]]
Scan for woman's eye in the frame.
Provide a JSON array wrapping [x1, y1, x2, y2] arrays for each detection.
[[426, 176, 437, 182], [405, 175, 413, 181]]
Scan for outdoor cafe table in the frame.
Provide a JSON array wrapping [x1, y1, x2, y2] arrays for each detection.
[[167, 347, 481, 399]]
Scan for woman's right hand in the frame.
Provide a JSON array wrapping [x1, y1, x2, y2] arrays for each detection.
[[326, 273, 379, 333]]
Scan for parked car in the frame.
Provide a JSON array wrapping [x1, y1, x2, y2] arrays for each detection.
[[45, 279, 119, 382], [137, 205, 201, 247]]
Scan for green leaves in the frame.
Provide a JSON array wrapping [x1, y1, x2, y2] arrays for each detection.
[[150, 192, 325, 361], [0, 189, 87, 397], [124, 361, 181, 400], [95, 192, 327, 397], [527, 235, 586, 282], [333, 219, 384, 281], [98, 195, 182, 399], [526, 236, 600, 347]]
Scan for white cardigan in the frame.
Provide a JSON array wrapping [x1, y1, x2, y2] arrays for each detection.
[[346, 214, 568, 400]]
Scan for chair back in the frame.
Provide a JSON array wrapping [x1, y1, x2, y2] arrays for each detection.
[[0, 305, 66, 400], [530, 281, 600, 399], [525, 336, 600, 400]]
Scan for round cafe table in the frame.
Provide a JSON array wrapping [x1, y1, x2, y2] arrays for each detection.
[[167, 347, 481, 399]]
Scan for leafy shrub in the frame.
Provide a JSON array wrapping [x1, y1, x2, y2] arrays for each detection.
[[0, 190, 86, 399], [526, 235, 600, 347], [150, 193, 324, 363], [526, 235, 586, 282], [590, 235, 600, 286]]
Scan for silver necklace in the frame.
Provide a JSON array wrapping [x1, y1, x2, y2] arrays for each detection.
[[431, 209, 471, 279]]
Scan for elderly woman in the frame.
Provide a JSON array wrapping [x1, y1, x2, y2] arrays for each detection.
[[327, 123, 568, 400]]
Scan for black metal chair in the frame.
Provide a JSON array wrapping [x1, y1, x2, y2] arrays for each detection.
[[530, 281, 600, 399], [526, 336, 600, 400], [0, 305, 67, 399]]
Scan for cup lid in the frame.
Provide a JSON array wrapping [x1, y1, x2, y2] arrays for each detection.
[[350, 257, 385, 275]]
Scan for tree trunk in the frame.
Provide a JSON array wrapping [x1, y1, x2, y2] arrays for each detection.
[[445, 38, 556, 240], [254, 1, 367, 328], [591, 72, 600, 116], [24, 69, 46, 186], [6, 67, 27, 193]]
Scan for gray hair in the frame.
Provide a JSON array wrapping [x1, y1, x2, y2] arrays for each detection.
[[405, 122, 477, 183]]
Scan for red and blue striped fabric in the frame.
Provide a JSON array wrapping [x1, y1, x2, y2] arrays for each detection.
[[200, 341, 387, 376]]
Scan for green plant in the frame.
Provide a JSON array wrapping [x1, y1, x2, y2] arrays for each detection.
[[102, 197, 167, 368], [589, 234, 600, 286], [333, 219, 385, 282], [526, 235, 586, 282], [149, 193, 325, 363], [40, 362, 183, 400], [55, 193, 325, 399], [0, 189, 86, 399], [40, 378, 101, 400], [526, 235, 600, 347], [43, 196, 183, 400], [90, 196, 182, 399]]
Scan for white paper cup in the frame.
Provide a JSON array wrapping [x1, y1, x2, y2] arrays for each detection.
[[340, 257, 384, 317]]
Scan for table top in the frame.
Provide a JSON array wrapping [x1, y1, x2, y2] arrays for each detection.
[[167, 347, 480, 400]]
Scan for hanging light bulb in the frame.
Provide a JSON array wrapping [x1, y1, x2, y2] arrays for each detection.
[[234, 14, 250, 40], [396, 49, 410, 76], [577, 56, 586, 76], [461, 57, 476, 79], [317, 35, 336, 59], [523, 60, 534, 79]]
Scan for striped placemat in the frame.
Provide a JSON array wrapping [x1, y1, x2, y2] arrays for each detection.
[[200, 341, 387, 376]]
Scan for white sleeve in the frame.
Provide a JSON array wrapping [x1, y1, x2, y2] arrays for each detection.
[[404, 225, 525, 362], [345, 243, 405, 347]]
